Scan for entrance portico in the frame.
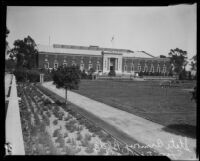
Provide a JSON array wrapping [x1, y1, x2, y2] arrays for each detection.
[[102, 51, 123, 75]]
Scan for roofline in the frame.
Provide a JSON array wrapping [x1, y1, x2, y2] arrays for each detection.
[[52, 44, 134, 53]]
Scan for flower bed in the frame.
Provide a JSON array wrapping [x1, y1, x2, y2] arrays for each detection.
[[18, 83, 138, 155]]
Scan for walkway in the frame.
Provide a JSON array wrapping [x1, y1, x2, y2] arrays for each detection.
[[5, 74, 25, 155], [42, 81, 197, 160]]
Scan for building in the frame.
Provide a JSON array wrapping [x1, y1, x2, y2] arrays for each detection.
[[37, 44, 171, 76]]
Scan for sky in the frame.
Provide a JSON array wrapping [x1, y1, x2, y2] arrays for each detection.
[[6, 5, 196, 69]]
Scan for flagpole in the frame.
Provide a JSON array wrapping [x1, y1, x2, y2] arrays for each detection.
[[49, 36, 50, 46]]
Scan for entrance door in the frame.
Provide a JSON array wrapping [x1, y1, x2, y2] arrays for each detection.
[[110, 58, 115, 71]]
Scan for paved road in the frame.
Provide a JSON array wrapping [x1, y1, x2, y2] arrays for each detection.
[[43, 81, 197, 160]]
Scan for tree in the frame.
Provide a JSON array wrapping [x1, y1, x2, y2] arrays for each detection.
[[190, 55, 197, 71], [52, 65, 81, 103], [168, 48, 188, 77], [160, 55, 166, 58], [10, 36, 38, 69], [6, 27, 10, 47]]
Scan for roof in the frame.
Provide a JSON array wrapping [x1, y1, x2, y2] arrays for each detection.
[[53, 44, 133, 53], [123, 51, 154, 58], [37, 44, 102, 56], [37, 44, 158, 59]]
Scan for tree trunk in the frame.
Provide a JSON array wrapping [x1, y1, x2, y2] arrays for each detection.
[[65, 88, 67, 104]]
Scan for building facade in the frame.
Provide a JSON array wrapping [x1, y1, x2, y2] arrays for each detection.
[[37, 44, 171, 75]]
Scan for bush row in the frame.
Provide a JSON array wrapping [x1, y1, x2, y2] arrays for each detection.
[[13, 68, 41, 82]]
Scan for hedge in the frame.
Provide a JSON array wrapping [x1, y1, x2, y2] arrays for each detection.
[[13, 68, 41, 82]]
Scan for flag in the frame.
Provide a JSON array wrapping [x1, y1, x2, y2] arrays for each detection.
[[111, 36, 114, 42]]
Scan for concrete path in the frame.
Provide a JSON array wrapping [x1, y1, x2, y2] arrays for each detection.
[[5, 73, 12, 98], [5, 74, 25, 155], [42, 81, 197, 160]]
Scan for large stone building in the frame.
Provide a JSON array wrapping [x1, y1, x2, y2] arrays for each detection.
[[37, 44, 171, 75]]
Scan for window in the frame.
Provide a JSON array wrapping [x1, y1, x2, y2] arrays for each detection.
[[157, 64, 160, 73], [54, 63, 58, 69], [124, 65, 127, 71], [44, 62, 49, 69], [63, 63, 67, 67], [89, 64, 93, 70], [131, 65, 134, 71], [80, 64, 84, 71], [144, 64, 148, 72], [72, 60, 76, 66], [163, 64, 166, 73], [150, 64, 154, 73], [97, 64, 100, 71], [138, 64, 141, 71]]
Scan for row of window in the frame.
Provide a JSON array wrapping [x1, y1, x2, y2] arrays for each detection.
[[44, 62, 101, 71], [44, 61, 167, 73], [123, 64, 167, 73]]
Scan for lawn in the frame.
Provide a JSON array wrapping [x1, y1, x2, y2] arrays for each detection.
[[73, 80, 196, 138]]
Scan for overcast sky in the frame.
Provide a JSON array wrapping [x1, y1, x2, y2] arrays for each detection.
[[7, 5, 196, 61]]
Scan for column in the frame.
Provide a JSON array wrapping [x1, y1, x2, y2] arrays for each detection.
[[103, 56, 107, 73], [118, 58, 121, 71], [115, 58, 118, 71], [107, 58, 110, 71]]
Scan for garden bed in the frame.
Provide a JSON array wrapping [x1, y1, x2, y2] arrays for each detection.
[[17, 83, 139, 155]]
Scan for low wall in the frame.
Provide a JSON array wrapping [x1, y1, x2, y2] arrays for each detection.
[[5, 74, 25, 155], [96, 75, 176, 81]]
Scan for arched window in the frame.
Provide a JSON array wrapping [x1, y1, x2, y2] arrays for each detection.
[[157, 63, 160, 73], [89, 63, 93, 70], [63, 63, 67, 67], [144, 63, 148, 72], [80, 63, 84, 71], [96, 62, 100, 71], [150, 64, 154, 73], [138, 63, 141, 72], [124, 65, 127, 72], [162, 64, 166, 73], [44, 62, 49, 69], [131, 64, 134, 72]]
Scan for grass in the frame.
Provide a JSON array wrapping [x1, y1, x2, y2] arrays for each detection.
[[74, 80, 196, 128]]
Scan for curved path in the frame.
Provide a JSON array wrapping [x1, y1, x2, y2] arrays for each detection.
[[42, 81, 197, 160]]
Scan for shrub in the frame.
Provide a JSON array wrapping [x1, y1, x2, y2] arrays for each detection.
[[76, 132, 83, 141], [85, 133, 92, 141], [64, 132, 68, 138], [46, 111, 51, 118], [81, 138, 89, 147], [53, 119, 58, 125], [85, 143, 94, 154], [53, 129, 60, 137], [44, 115, 50, 126], [44, 99, 51, 106], [13, 68, 41, 82], [52, 65, 81, 90], [98, 148, 106, 155], [55, 134, 65, 148], [108, 70, 116, 77], [64, 145, 75, 155]]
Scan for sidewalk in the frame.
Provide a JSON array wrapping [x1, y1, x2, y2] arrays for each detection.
[[42, 81, 197, 160], [5, 74, 25, 155]]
